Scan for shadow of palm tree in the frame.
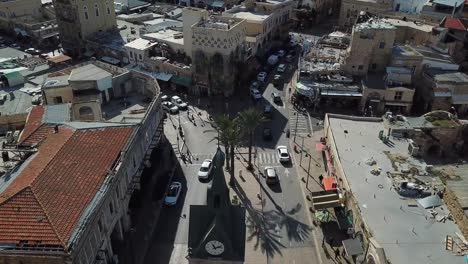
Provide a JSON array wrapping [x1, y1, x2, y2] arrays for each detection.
[[263, 207, 312, 244], [232, 180, 286, 258]]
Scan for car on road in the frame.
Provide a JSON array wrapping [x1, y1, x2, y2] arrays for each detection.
[[264, 167, 279, 184], [277, 64, 286, 73], [118, 25, 128, 30], [263, 127, 272, 141], [164, 182, 182, 206], [250, 88, 262, 100], [161, 94, 169, 101], [277, 146, 291, 163], [171, 95, 188, 110], [10, 43, 20, 49], [257, 72, 267, 82], [39, 53, 49, 59], [25, 48, 40, 55], [162, 101, 179, 114], [263, 104, 272, 119], [272, 92, 281, 104], [273, 75, 282, 87], [198, 159, 213, 180]]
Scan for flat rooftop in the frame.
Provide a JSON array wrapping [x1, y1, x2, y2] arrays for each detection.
[[103, 94, 150, 123], [229, 11, 270, 22], [328, 116, 463, 264], [143, 29, 184, 46], [382, 18, 434, 32], [0, 85, 33, 115], [124, 38, 158, 50], [413, 46, 455, 63], [424, 68, 468, 84], [355, 18, 396, 30]]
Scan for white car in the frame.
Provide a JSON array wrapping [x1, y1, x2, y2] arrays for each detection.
[[198, 159, 213, 179], [257, 72, 267, 82], [277, 146, 291, 163], [171, 96, 188, 110], [161, 94, 169, 101], [162, 101, 179, 114], [250, 89, 262, 100], [264, 167, 279, 185], [164, 182, 182, 206], [277, 64, 286, 73]]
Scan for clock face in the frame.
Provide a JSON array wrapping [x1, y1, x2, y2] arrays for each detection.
[[205, 240, 225, 256]]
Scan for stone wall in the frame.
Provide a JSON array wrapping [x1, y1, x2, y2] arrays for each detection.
[[444, 187, 468, 238], [0, 254, 68, 264]]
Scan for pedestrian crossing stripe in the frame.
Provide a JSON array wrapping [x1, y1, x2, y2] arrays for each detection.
[[180, 152, 282, 165]]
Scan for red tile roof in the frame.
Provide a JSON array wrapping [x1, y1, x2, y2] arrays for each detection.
[[444, 18, 468, 31], [0, 126, 134, 250], [18, 106, 45, 145]]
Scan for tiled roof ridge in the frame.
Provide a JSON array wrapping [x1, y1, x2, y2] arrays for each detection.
[[18, 106, 45, 145], [28, 187, 66, 248]]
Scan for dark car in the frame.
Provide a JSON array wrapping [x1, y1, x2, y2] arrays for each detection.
[[263, 127, 272, 141], [263, 104, 273, 119], [273, 75, 283, 87], [272, 92, 281, 104]]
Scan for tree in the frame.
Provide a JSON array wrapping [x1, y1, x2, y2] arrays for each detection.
[[206, 115, 242, 185], [237, 108, 266, 170]]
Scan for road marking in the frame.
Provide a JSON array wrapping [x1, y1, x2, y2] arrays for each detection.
[[284, 168, 290, 178]]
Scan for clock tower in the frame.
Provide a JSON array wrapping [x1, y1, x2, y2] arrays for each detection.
[[188, 147, 246, 264]]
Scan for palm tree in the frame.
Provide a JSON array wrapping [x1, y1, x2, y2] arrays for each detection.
[[238, 108, 266, 170], [207, 115, 232, 171]]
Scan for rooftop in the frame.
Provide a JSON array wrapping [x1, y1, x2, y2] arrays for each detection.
[[442, 17, 468, 31], [442, 164, 468, 216], [0, 85, 34, 115], [424, 68, 468, 84], [143, 29, 184, 46], [382, 18, 434, 32], [69, 64, 112, 82], [413, 46, 455, 63], [327, 115, 462, 264], [432, 0, 464, 7], [195, 16, 244, 30], [227, 11, 270, 22], [0, 48, 30, 60], [124, 38, 158, 51], [0, 110, 134, 250], [354, 18, 396, 31]]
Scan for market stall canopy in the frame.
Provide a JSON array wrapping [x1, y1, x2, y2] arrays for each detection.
[[311, 189, 341, 210]]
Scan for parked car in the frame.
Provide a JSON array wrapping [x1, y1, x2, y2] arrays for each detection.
[[273, 75, 282, 87], [162, 101, 179, 114], [263, 104, 272, 119], [250, 88, 262, 100], [39, 53, 49, 59], [198, 159, 213, 180], [10, 43, 20, 49], [25, 48, 40, 55], [263, 127, 272, 141], [257, 72, 267, 82], [250, 81, 260, 91], [118, 25, 128, 30], [272, 92, 281, 104], [161, 94, 169, 101], [164, 182, 182, 206], [277, 146, 291, 163], [264, 166, 279, 184], [171, 95, 188, 110], [277, 64, 286, 73]]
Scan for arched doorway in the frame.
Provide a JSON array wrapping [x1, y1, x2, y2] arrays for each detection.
[[79, 106, 95, 120]]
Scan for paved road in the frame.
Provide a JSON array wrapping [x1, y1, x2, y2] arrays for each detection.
[[144, 53, 321, 264]]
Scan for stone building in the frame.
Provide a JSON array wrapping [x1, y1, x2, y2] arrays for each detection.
[[0, 0, 42, 29], [344, 18, 396, 76], [338, 0, 393, 28], [361, 67, 416, 115], [54, 0, 117, 57], [420, 0, 464, 24], [0, 63, 164, 264], [420, 68, 468, 115]]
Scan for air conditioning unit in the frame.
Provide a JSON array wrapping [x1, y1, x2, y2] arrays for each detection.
[[5, 131, 14, 144], [408, 140, 420, 157]]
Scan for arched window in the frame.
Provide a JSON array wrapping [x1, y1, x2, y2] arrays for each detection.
[[106, 1, 111, 15], [95, 4, 99, 17], [84, 6, 88, 20]]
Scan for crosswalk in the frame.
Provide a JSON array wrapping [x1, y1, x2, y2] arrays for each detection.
[[181, 151, 282, 165], [288, 108, 312, 135]]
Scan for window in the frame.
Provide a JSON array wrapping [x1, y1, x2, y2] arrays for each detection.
[[379, 41, 385, 49], [394, 91, 403, 101], [54, 96, 63, 104], [95, 4, 99, 17], [358, 65, 363, 70], [109, 201, 114, 215], [84, 6, 88, 20], [138, 54, 142, 60], [106, 1, 110, 14], [129, 51, 133, 58], [97, 218, 103, 233]]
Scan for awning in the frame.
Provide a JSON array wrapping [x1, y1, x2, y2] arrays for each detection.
[[155, 72, 173, 82], [171, 76, 192, 88], [40, 31, 59, 39], [323, 177, 337, 191], [417, 195, 443, 209], [385, 101, 410, 107], [14, 28, 28, 36], [315, 210, 331, 223], [311, 190, 341, 210], [48, 55, 72, 64], [321, 90, 362, 97], [212, 0, 225, 7], [342, 238, 364, 256], [100, 56, 120, 65], [296, 82, 315, 97], [434, 91, 451, 97], [452, 95, 468, 105]]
